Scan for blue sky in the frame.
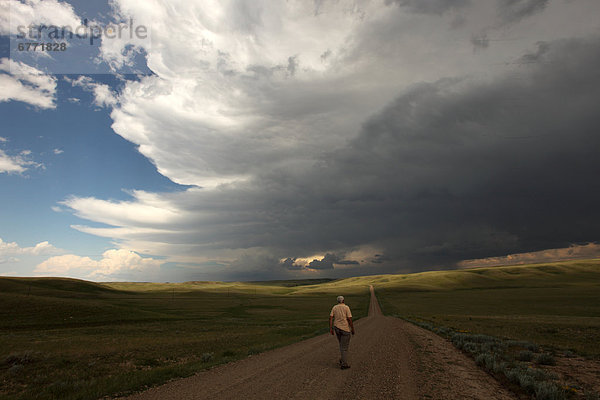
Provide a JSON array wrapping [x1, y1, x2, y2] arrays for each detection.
[[1, 0, 600, 281], [1, 75, 181, 244], [0, 72, 183, 276]]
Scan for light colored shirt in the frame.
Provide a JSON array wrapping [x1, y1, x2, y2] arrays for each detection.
[[330, 303, 352, 332]]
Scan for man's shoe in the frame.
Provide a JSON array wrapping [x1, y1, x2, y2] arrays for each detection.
[[340, 365, 350, 370]]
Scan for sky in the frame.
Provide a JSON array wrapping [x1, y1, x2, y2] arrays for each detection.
[[1, 0, 600, 282]]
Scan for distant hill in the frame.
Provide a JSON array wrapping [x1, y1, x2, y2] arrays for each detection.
[[291, 259, 600, 293], [248, 278, 334, 287], [2, 259, 598, 296], [0, 276, 120, 298]]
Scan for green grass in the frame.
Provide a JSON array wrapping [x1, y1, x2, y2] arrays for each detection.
[[408, 320, 568, 399], [373, 259, 600, 357], [371, 259, 600, 399], [2, 258, 599, 399], [0, 277, 370, 400]]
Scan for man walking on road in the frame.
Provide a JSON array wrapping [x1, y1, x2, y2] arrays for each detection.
[[329, 295, 355, 370]]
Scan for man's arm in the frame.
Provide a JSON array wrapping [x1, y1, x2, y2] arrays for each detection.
[[329, 315, 334, 335], [347, 317, 355, 335]]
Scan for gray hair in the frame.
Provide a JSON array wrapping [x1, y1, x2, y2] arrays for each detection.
[[337, 295, 344, 303]]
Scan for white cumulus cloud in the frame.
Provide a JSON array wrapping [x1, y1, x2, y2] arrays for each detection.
[[99, 0, 409, 187], [0, 58, 57, 109], [0, 0, 81, 35], [0, 148, 41, 174], [35, 249, 162, 280], [69, 76, 118, 108], [95, 0, 600, 189], [0, 0, 72, 109], [0, 237, 62, 256]]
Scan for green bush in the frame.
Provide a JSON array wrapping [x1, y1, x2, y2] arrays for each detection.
[[491, 360, 507, 375], [462, 342, 479, 354], [536, 353, 556, 366], [407, 319, 565, 399], [507, 340, 540, 352], [475, 353, 492, 367], [517, 350, 533, 361], [534, 381, 566, 400]]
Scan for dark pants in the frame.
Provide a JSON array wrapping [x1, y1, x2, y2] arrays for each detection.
[[334, 326, 351, 366]]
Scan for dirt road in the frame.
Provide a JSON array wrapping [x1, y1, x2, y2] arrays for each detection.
[[124, 286, 516, 399]]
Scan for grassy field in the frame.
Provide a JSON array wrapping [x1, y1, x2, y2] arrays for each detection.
[[0, 278, 370, 400], [369, 259, 600, 358], [2, 259, 599, 399]]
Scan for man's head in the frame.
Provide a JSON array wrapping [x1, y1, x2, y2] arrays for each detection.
[[337, 295, 344, 303]]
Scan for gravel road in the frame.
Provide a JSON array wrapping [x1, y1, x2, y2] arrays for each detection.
[[123, 286, 516, 399]]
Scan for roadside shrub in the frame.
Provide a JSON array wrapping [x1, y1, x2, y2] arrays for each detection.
[[507, 340, 540, 352], [469, 334, 497, 344], [536, 353, 556, 366], [462, 342, 479, 354], [418, 322, 434, 331], [516, 371, 536, 392], [406, 319, 565, 400], [201, 352, 213, 363], [476, 353, 505, 372], [528, 368, 557, 381], [525, 343, 541, 352], [534, 381, 566, 400], [505, 368, 521, 384], [517, 350, 534, 361], [475, 353, 492, 367], [491, 360, 507, 375], [435, 327, 450, 335], [450, 333, 463, 344]]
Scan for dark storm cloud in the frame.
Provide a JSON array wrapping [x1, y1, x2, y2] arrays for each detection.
[[386, 0, 471, 15], [516, 41, 549, 65], [308, 35, 600, 267], [203, 34, 599, 271], [497, 0, 549, 24], [159, 31, 600, 270], [371, 255, 390, 264], [280, 257, 303, 270], [287, 56, 298, 77], [471, 32, 490, 51], [309, 253, 338, 270], [280, 254, 358, 271], [320, 49, 332, 62], [335, 259, 360, 265], [65, 31, 600, 277]]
